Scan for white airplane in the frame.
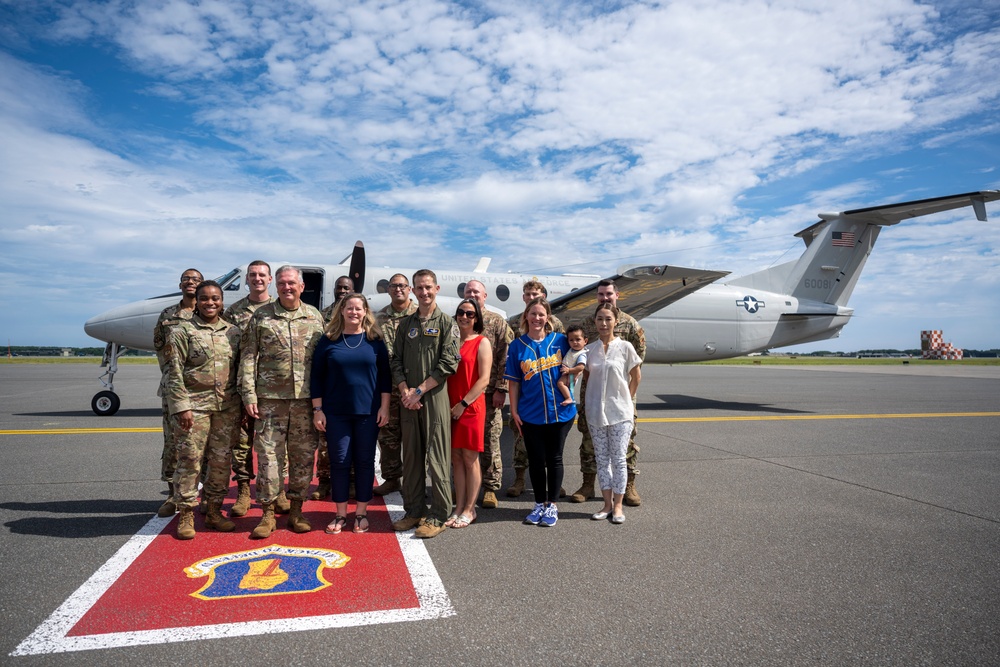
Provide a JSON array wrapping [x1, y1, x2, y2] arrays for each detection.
[[84, 190, 998, 415]]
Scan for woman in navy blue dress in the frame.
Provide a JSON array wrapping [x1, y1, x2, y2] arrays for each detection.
[[311, 294, 391, 534]]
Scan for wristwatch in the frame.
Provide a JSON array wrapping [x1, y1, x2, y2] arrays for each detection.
[[460, 399, 469, 408], [414, 387, 423, 396], [312, 406, 323, 413]]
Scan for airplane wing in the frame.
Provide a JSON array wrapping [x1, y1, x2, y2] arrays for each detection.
[[549, 265, 729, 323], [820, 190, 1000, 225]]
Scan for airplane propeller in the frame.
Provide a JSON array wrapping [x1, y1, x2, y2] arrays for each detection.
[[349, 241, 365, 293]]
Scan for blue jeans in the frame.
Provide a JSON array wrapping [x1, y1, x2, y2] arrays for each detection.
[[324, 413, 379, 503]]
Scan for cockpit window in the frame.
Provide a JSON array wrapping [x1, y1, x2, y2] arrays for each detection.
[[214, 268, 242, 291]]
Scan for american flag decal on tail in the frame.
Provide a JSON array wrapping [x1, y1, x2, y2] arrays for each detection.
[[832, 231, 855, 247]]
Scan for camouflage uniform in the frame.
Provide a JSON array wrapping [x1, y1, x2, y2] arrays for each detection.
[[480, 310, 514, 491], [390, 306, 460, 524], [578, 311, 646, 474], [312, 303, 346, 490], [154, 302, 194, 482], [222, 295, 274, 483], [375, 300, 418, 481], [165, 315, 242, 509], [238, 301, 324, 504], [507, 313, 564, 471]]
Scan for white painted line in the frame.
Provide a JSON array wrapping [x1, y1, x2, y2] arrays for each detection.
[[11, 479, 454, 656]]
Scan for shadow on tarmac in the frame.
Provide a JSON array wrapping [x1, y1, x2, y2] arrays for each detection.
[[1, 499, 159, 537], [14, 408, 163, 418], [638, 394, 809, 413]]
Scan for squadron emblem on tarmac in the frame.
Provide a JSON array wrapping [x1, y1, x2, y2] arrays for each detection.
[[185, 545, 350, 600]]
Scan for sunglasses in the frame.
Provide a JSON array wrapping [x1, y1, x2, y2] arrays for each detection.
[[456, 310, 477, 318]]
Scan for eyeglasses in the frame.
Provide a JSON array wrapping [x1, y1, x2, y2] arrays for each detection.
[[181, 276, 201, 283], [388, 283, 409, 290], [456, 310, 477, 318]]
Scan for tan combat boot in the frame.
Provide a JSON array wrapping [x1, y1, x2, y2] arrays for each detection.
[[157, 483, 177, 517], [309, 480, 331, 501], [205, 499, 236, 532], [274, 489, 291, 514], [373, 478, 400, 496], [506, 469, 525, 498], [623, 473, 641, 507], [230, 481, 252, 517], [176, 507, 196, 540], [287, 499, 312, 533], [251, 503, 276, 539], [481, 491, 499, 509], [569, 473, 596, 503]]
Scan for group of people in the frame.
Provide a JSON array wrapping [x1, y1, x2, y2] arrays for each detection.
[[155, 261, 646, 540]]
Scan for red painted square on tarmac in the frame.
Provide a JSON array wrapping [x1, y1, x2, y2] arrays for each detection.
[[13, 485, 454, 656]]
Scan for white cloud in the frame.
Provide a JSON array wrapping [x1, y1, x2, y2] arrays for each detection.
[[1, 0, 998, 348]]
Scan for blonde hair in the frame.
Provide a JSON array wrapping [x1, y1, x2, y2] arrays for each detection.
[[325, 294, 381, 341], [519, 296, 554, 335]]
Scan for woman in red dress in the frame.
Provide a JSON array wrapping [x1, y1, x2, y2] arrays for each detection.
[[447, 298, 493, 528]]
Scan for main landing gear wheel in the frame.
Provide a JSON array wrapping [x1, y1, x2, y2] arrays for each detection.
[[92, 390, 121, 416]]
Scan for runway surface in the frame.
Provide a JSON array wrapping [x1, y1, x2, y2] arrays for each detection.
[[1, 362, 998, 665]]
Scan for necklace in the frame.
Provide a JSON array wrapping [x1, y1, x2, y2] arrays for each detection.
[[342, 332, 364, 349]]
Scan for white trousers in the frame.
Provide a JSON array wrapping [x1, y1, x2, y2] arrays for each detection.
[[590, 420, 631, 495]]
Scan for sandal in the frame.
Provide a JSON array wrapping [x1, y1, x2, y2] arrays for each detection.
[[325, 515, 347, 534], [353, 514, 369, 534], [452, 514, 471, 528], [444, 514, 459, 528]]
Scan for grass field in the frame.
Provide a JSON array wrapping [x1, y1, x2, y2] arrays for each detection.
[[690, 356, 1000, 366]]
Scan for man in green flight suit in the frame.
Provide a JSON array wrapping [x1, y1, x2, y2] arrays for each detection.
[[389, 269, 460, 539]]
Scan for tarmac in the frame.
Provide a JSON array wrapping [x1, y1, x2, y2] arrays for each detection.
[[1, 361, 998, 665]]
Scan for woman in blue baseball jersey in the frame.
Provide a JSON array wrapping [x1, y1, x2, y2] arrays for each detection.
[[504, 297, 577, 527]]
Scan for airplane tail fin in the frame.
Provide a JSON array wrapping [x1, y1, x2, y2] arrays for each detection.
[[727, 191, 998, 306]]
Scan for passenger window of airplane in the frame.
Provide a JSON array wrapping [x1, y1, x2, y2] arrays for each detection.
[[457, 282, 466, 298], [377, 279, 389, 294], [496, 284, 510, 301]]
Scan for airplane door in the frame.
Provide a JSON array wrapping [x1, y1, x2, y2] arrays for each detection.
[[301, 269, 324, 310]]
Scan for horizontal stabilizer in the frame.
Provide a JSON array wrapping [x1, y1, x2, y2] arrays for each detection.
[[821, 190, 1000, 226], [550, 265, 728, 323]]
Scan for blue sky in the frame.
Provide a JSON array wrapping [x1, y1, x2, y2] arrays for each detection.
[[2, 0, 998, 352]]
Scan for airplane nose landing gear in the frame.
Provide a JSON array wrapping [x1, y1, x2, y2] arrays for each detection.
[[92, 342, 127, 416], [92, 390, 121, 416]]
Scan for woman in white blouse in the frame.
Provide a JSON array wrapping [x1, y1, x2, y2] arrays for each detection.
[[583, 303, 642, 524]]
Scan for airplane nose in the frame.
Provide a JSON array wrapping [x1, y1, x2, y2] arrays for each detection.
[[84, 314, 108, 342]]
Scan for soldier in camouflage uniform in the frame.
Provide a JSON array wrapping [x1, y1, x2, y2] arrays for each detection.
[[572, 279, 646, 506], [505, 280, 564, 498], [463, 280, 513, 509], [165, 281, 242, 539], [238, 266, 325, 539], [153, 268, 202, 517], [312, 275, 356, 501], [373, 273, 417, 496], [222, 260, 274, 518], [390, 269, 460, 539]]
